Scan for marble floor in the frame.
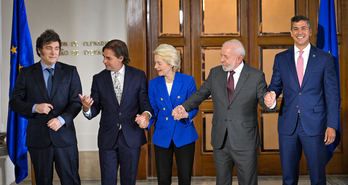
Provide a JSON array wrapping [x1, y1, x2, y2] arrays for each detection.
[[15, 175, 348, 185]]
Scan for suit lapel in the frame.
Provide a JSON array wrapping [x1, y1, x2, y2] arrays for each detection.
[[170, 72, 184, 106], [286, 46, 300, 87], [218, 68, 229, 104], [102, 69, 119, 106], [156, 76, 172, 109], [301, 45, 317, 89], [230, 62, 250, 104], [121, 65, 133, 106], [33, 62, 50, 100], [50, 62, 64, 100]]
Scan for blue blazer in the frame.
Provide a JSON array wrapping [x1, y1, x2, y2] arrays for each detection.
[[268, 45, 339, 136], [147, 72, 198, 148], [88, 65, 153, 149]]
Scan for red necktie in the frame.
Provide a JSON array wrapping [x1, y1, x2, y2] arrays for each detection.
[[227, 71, 235, 101], [297, 50, 304, 87]]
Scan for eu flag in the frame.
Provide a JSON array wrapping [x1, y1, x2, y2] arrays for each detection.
[[7, 0, 34, 183], [316, 0, 341, 164]]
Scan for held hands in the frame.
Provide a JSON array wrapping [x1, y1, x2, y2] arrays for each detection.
[[79, 94, 94, 111], [172, 105, 188, 120], [135, 112, 150, 129], [264, 91, 276, 108], [47, 118, 62, 131], [35, 103, 53, 114], [324, 127, 336, 145]]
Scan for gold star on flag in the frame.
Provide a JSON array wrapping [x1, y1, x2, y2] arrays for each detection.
[[11, 46, 17, 54], [19, 64, 23, 72]]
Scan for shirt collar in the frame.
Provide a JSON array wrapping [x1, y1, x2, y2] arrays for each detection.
[[40, 61, 56, 71], [111, 64, 125, 75], [294, 44, 311, 54], [233, 60, 244, 74]]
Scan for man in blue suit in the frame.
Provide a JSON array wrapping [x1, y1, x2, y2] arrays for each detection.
[[79, 39, 153, 185], [10, 29, 82, 185], [265, 15, 339, 185]]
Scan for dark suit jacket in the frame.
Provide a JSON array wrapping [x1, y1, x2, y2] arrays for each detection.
[[88, 65, 153, 149], [147, 72, 198, 148], [182, 62, 271, 150], [268, 45, 339, 136], [9, 62, 82, 148]]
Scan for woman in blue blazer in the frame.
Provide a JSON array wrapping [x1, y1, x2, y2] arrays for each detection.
[[146, 44, 198, 185]]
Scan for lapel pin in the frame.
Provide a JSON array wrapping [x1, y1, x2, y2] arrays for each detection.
[[177, 96, 180, 99], [313, 55, 315, 57]]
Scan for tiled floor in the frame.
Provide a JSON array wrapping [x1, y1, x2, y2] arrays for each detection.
[[15, 175, 348, 185]]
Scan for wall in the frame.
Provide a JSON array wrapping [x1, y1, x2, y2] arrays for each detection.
[[1, 0, 127, 183]]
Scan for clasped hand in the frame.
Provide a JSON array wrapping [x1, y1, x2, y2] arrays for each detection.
[[264, 91, 276, 108], [172, 105, 188, 120], [135, 113, 150, 129]]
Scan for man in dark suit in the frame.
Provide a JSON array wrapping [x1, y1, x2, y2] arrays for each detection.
[[9, 29, 82, 185], [264, 15, 339, 185], [173, 39, 272, 185], [79, 39, 153, 185]]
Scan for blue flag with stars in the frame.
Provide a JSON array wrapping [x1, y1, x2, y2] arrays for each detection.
[[316, 0, 341, 164], [7, 0, 34, 183]]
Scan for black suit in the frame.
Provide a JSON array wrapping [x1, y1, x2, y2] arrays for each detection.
[[85, 65, 153, 185], [10, 62, 82, 185]]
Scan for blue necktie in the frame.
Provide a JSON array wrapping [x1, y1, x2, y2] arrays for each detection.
[[46, 68, 53, 98]]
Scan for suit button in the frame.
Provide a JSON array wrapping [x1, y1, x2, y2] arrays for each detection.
[[177, 96, 180, 99], [166, 117, 168, 121], [119, 112, 121, 115], [160, 98, 163, 101], [163, 108, 165, 111], [296, 105, 299, 108]]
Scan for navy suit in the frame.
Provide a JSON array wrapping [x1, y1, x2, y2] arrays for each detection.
[[268, 45, 339, 184], [86, 64, 153, 185], [10, 62, 82, 185], [147, 72, 198, 184]]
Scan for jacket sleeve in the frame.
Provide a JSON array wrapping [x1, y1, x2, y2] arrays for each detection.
[[59, 66, 82, 127], [182, 69, 212, 112], [186, 76, 199, 122], [147, 80, 158, 130], [9, 68, 36, 116]]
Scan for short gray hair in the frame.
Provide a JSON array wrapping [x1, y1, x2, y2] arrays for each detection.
[[222, 39, 245, 58]]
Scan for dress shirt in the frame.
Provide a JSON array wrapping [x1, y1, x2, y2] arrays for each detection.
[[294, 44, 311, 76], [227, 61, 244, 89], [166, 82, 173, 96], [32, 62, 65, 125]]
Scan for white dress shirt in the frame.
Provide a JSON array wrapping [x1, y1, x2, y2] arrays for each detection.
[[227, 61, 244, 89]]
